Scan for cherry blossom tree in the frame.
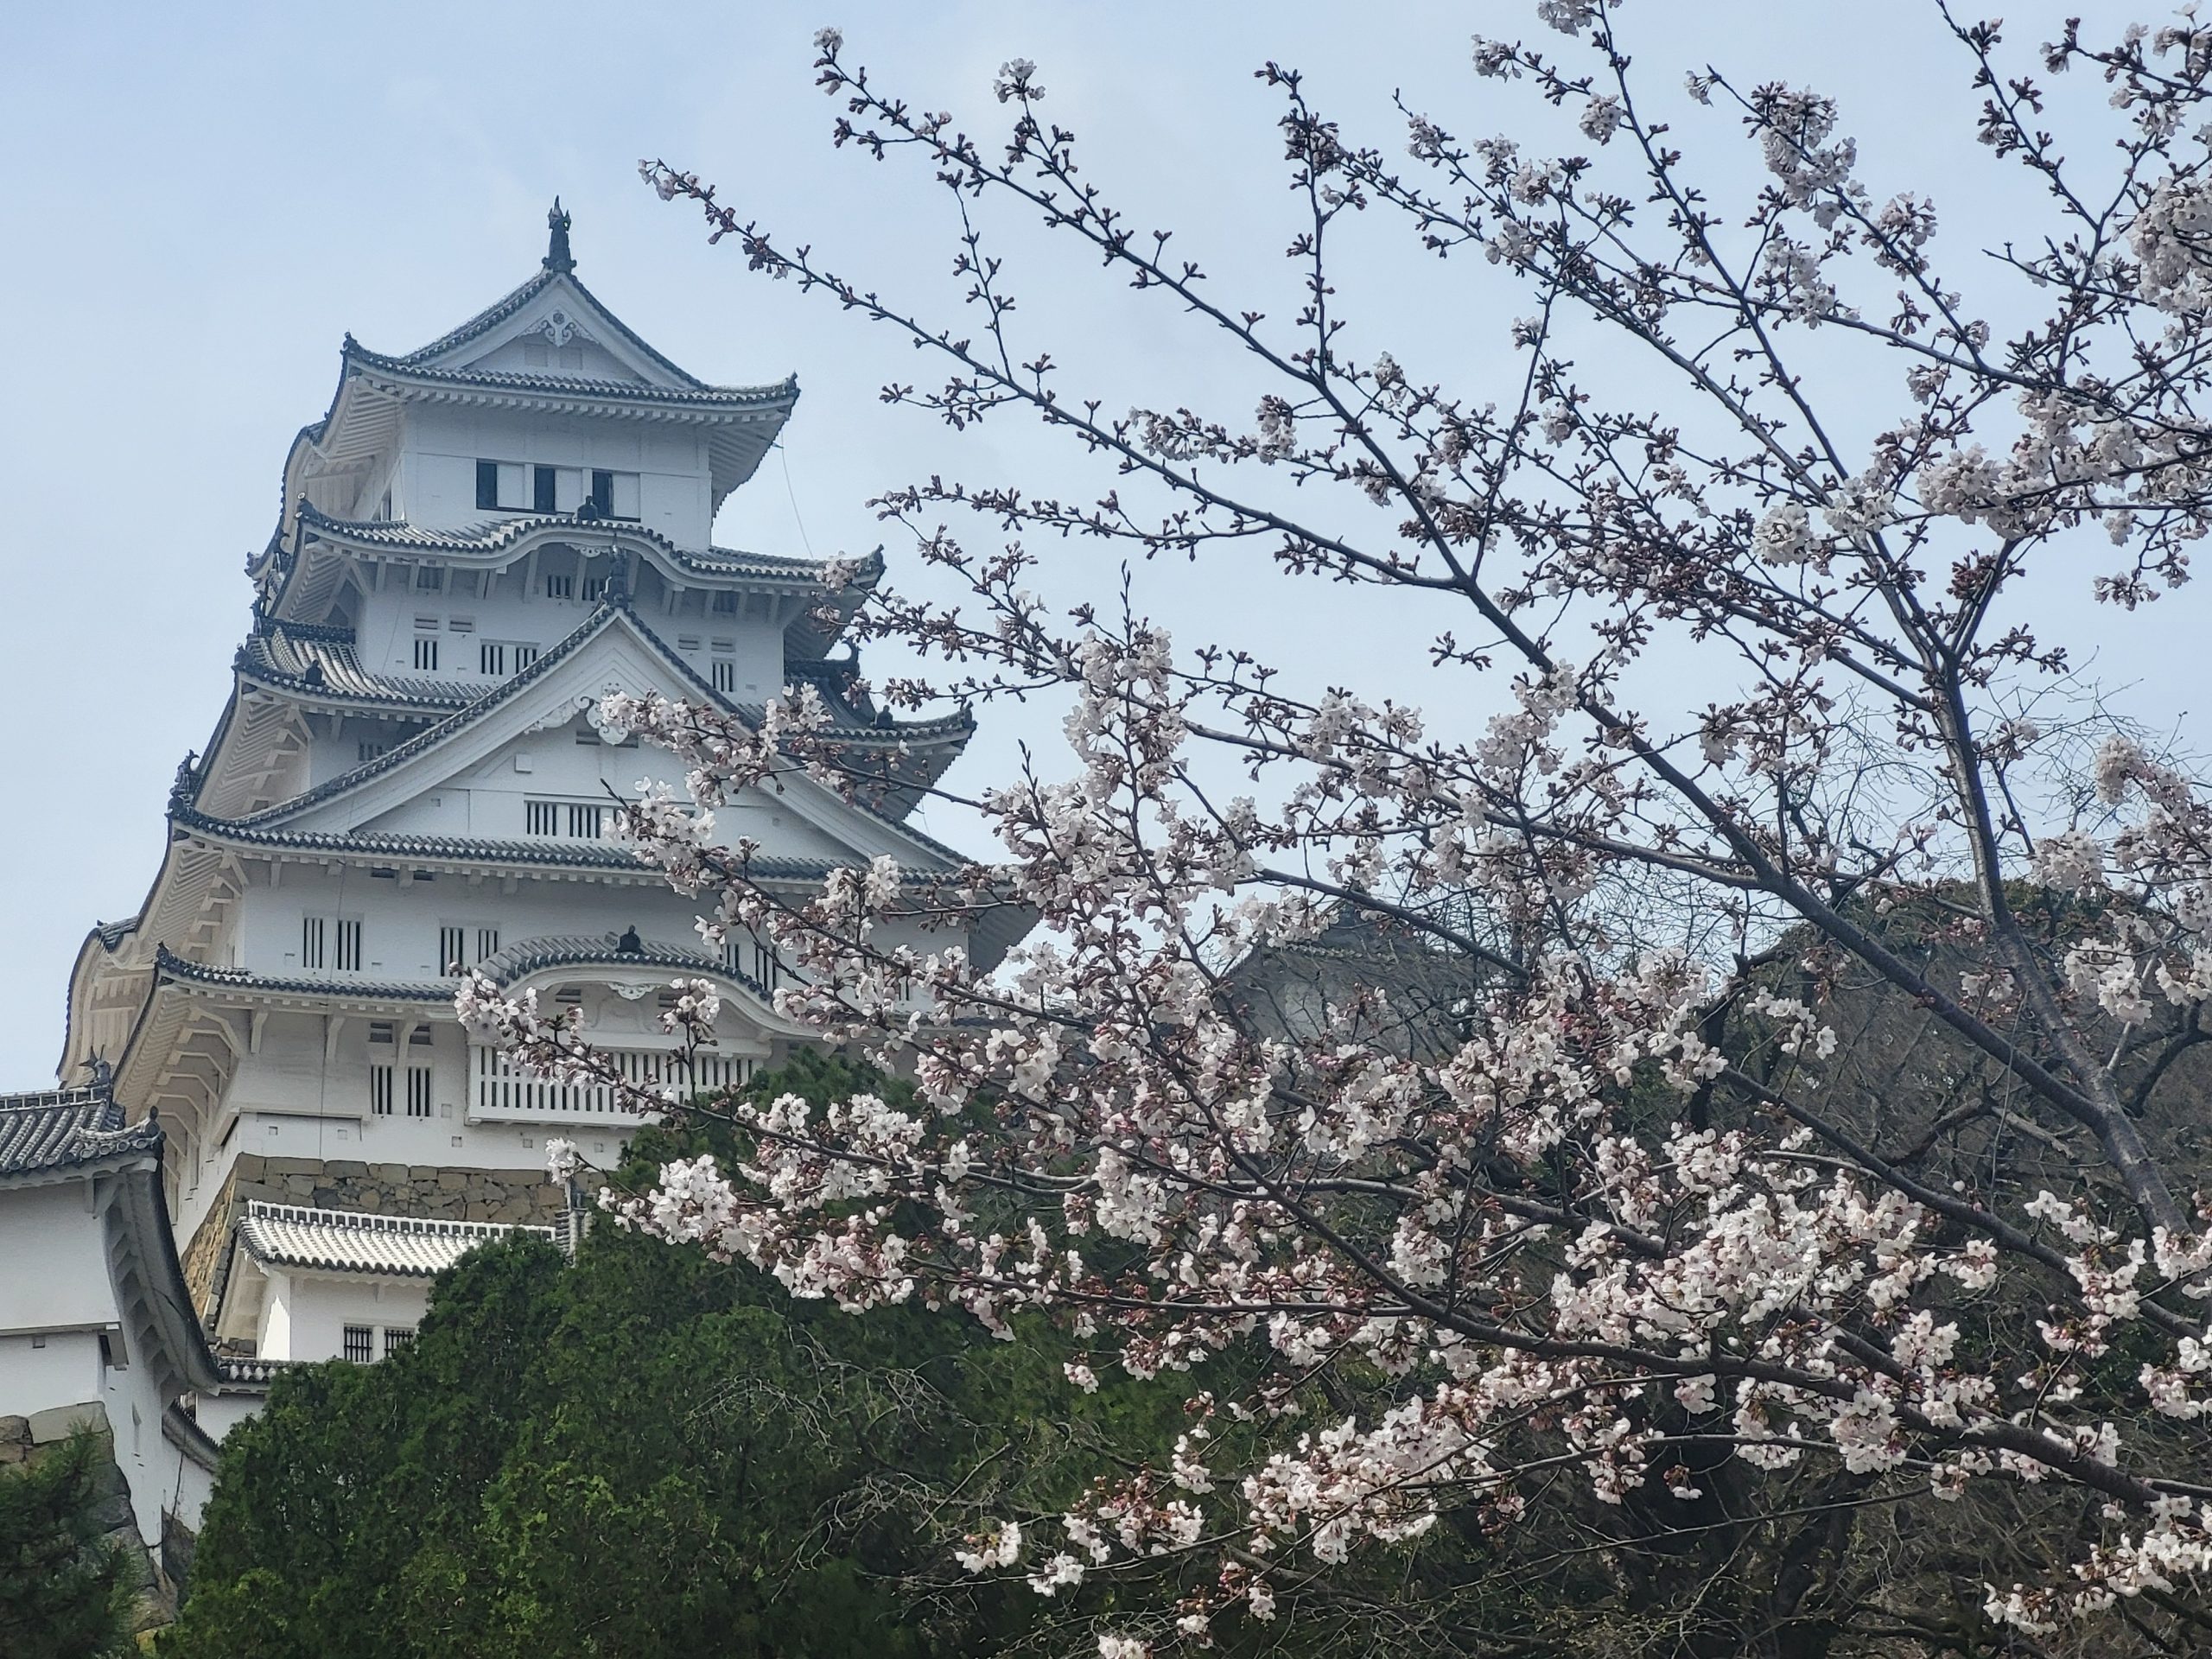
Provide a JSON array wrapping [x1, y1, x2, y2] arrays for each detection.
[[462, 8, 2212, 1651]]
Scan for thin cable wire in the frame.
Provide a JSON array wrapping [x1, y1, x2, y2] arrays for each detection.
[[777, 438, 817, 559]]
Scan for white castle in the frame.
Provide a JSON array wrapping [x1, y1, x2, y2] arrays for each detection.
[[0, 205, 1005, 1596]]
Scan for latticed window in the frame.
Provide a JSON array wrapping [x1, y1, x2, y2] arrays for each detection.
[[567, 803, 603, 839], [712, 658, 737, 695], [342, 1326, 372, 1364], [406, 1064, 434, 1118], [369, 1064, 394, 1116], [478, 640, 505, 676], [543, 573, 574, 600], [440, 925, 467, 975], [335, 918, 362, 973], [384, 1327, 416, 1357], [525, 799, 560, 836], [301, 916, 326, 969], [413, 637, 438, 671]]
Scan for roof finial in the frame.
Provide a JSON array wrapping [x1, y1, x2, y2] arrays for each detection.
[[543, 198, 575, 274]]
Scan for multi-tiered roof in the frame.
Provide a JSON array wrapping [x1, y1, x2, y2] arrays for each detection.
[[60, 207, 1010, 1226]]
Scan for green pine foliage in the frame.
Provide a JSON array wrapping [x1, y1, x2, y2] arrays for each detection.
[[160, 1054, 1206, 1658], [0, 1426, 136, 1659]]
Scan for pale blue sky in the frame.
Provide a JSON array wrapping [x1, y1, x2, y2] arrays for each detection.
[[0, 1, 2187, 1084]]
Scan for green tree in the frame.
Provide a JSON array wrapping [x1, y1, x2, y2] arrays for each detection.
[[161, 1056, 1213, 1659], [0, 1425, 137, 1659]]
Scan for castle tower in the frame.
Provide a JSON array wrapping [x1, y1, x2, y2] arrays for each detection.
[[54, 206, 1001, 1370]]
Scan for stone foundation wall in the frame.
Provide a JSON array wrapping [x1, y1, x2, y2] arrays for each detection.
[[0, 1402, 171, 1637], [179, 1155, 565, 1319]]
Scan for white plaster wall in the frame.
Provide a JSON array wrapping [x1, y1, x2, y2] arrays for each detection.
[[100, 1350, 178, 1542], [0, 1331, 102, 1420], [0, 1185, 116, 1332], [257, 1271, 431, 1364], [192, 1391, 263, 1445], [397, 404, 710, 545]]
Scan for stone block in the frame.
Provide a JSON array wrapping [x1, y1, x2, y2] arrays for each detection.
[[264, 1156, 322, 1177], [408, 1166, 441, 1181], [309, 1186, 346, 1208], [436, 1171, 469, 1192], [231, 1154, 264, 1179], [87, 1491, 133, 1530], [28, 1401, 107, 1444], [0, 1441, 24, 1465], [0, 1414, 29, 1444], [281, 1175, 317, 1198], [232, 1181, 282, 1205], [323, 1160, 368, 1179], [370, 1162, 410, 1184]]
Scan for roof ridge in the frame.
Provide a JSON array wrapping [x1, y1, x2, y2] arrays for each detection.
[[243, 1199, 533, 1239], [346, 341, 794, 408]]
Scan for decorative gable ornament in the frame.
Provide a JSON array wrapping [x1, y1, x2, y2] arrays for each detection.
[[535, 308, 595, 349]]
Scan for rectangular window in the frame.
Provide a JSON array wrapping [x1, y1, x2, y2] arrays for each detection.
[[448, 616, 474, 634], [440, 925, 467, 975], [369, 1064, 394, 1116], [677, 635, 702, 652], [342, 1325, 372, 1364], [711, 658, 737, 695], [567, 803, 603, 839], [301, 916, 327, 970], [475, 460, 500, 510], [513, 644, 539, 670], [543, 573, 574, 600], [476, 926, 500, 962], [533, 465, 557, 514], [406, 1065, 434, 1118], [590, 469, 614, 517], [357, 741, 391, 765], [413, 637, 439, 671], [479, 641, 505, 677], [384, 1328, 416, 1357], [335, 918, 363, 973], [414, 565, 442, 592], [712, 591, 739, 614], [612, 472, 640, 518], [525, 799, 561, 836]]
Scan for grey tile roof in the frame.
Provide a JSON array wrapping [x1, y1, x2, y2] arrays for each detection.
[[168, 810, 938, 885], [388, 268, 708, 390], [238, 620, 472, 708], [156, 945, 448, 1004], [290, 501, 867, 585], [346, 339, 795, 411], [213, 1355, 294, 1388], [0, 1087, 161, 1177], [237, 1202, 553, 1279]]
